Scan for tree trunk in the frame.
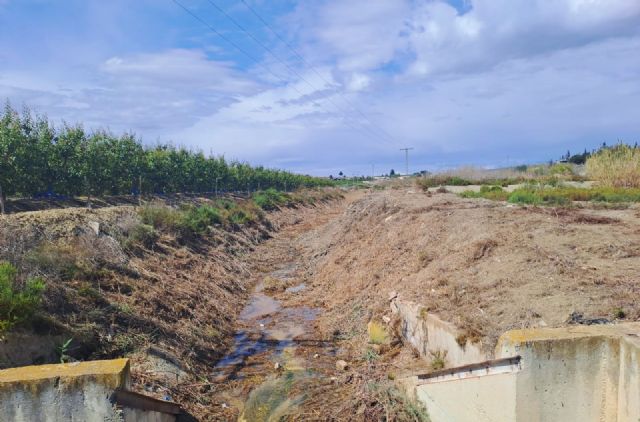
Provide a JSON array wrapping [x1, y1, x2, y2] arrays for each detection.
[[0, 183, 5, 215]]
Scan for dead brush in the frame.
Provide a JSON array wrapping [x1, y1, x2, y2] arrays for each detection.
[[586, 144, 640, 188], [262, 276, 289, 292], [471, 238, 498, 260], [25, 232, 127, 281], [416, 250, 435, 268], [429, 349, 447, 370], [0, 222, 46, 274]]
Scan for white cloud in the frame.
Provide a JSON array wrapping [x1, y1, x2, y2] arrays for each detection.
[[1, 0, 639, 175], [0, 49, 260, 137]]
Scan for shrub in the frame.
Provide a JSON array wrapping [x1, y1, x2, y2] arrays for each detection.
[[508, 189, 542, 205], [180, 205, 223, 235], [480, 185, 503, 193], [253, 188, 291, 210], [460, 188, 509, 201], [416, 176, 474, 191], [139, 204, 182, 231], [126, 224, 159, 249], [228, 207, 256, 226], [587, 144, 640, 187], [0, 262, 45, 332], [549, 163, 574, 176]]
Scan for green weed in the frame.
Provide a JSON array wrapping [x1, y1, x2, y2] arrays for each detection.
[[0, 262, 45, 332]]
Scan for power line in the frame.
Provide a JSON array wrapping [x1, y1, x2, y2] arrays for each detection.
[[172, 0, 394, 147], [203, 0, 396, 146], [238, 0, 399, 146]]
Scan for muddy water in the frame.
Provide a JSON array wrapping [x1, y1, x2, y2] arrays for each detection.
[[213, 270, 334, 421]]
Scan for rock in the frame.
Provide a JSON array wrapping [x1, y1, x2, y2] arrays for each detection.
[[313, 353, 319, 359], [382, 315, 391, 324], [274, 362, 281, 370], [88, 221, 100, 235], [336, 360, 349, 371]]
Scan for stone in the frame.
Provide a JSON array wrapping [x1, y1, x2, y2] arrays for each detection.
[[88, 221, 100, 236], [382, 315, 391, 324], [274, 362, 281, 370], [336, 360, 349, 371]]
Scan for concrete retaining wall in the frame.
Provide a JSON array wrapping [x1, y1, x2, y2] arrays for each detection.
[[0, 359, 130, 421], [391, 299, 487, 367], [393, 298, 640, 421], [0, 359, 187, 422], [497, 324, 640, 422]]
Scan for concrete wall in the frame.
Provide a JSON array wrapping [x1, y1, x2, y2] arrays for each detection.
[[0, 359, 130, 422], [417, 372, 517, 422], [391, 299, 487, 367], [0, 358, 185, 422], [496, 324, 640, 422], [393, 296, 640, 422]]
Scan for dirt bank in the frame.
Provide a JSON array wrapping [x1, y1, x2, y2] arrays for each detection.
[[296, 188, 640, 351], [4, 186, 639, 420], [0, 191, 345, 420], [175, 186, 640, 420]]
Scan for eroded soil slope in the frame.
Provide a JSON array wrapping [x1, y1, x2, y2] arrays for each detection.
[[295, 188, 640, 352]]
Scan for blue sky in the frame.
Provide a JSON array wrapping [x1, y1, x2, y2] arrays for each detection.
[[1, 0, 639, 176]]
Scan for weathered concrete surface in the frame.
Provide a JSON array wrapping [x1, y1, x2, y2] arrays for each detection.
[[401, 322, 640, 422], [0, 358, 130, 421], [413, 356, 522, 422], [417, 372, 517, 422], [391, 299, 487, 367], [0, 358, 188, 422], [497, 323, 640, 422], [393, 296, 640, 422]]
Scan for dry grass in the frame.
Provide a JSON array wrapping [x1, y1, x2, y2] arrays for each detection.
[[262, 276, 289, 292], [367, 321, 389, 345], [587, 144, 640, 188]]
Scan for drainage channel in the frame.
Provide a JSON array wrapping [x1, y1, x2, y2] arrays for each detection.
[[212, 270, 336, 421]]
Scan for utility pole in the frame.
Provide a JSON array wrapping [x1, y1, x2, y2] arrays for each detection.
[[400, 147, 414, 176]]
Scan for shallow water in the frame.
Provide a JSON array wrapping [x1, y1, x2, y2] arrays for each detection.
[[284, 283, 306, 294], [213, 273, 332, 420]]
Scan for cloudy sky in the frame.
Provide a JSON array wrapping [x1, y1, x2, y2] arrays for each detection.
[[1, 0, 639, 175]]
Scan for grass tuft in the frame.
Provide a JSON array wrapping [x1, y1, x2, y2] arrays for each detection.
[[368, 321, 389, 345]]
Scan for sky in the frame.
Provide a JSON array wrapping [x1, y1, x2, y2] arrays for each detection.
[[0, 0, 639, 176]]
